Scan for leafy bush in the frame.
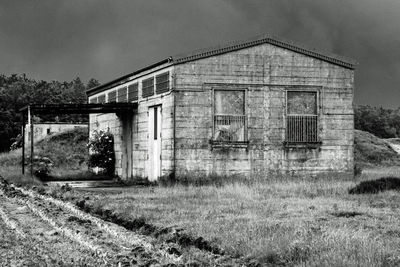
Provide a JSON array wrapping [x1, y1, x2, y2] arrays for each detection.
[[32, 156, 53, 179], [87, 130, 115, 176]]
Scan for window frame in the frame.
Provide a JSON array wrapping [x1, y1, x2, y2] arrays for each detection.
[[89, 97, 98, 104], [284, 88, 321, 146], [211, 87, 248, 147], [117, 86, 127, 103], [97, 94, 106, 104], [107, 90, 117, 103], [128, 83, 139, 102], [142, 77, 155, 98], [155, 72, 170, 94]]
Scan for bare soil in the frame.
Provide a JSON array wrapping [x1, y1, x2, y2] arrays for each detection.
[[0, 181, 178, 266], [0, 178, 256, 266]]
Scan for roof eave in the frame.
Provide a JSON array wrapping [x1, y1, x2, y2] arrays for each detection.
[[86, 57, 173, 97]]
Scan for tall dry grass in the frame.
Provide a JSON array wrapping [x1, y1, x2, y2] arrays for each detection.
[[80, 169, 400, 266]]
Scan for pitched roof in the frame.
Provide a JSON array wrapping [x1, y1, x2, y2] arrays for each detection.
[[87, 34, 356, 96]]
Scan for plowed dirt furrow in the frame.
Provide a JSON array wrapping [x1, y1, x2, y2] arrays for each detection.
[[0, 194, 108, 266], [0, 186, 178, 266], [0, 179, 256, 266], [19, 187, 180, 264]]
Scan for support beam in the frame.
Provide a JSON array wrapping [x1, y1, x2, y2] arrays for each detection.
[[30, 109, 34, 177], [19, 103, 138, 176], [21, 113, 25, 175]]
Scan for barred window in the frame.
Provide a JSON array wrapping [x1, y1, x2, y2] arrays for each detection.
[[142, 77, 154, 98], [128, 83, 138, 102], [117, 87, 127, 102], [97, 94, 106, 104], [213, 90, 246, 142], [89, 97, 98, 104], [156, 72, 169, 94], [108, 90, 117, 103], [286, 91, 318, 143]]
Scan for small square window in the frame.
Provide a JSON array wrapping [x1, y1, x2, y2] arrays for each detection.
[[97, 94, 106, 104], [117, 87, 127, 102], [142, 77, 154, 98], [108, 90, 117, 103], [156, 72, 169, 94], [128, 83, 138, 102]]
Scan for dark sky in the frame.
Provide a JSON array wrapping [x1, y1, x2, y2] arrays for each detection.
[[0, 0, 399, 107]]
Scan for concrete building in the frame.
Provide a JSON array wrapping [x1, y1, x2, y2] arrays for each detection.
[[86, 34, 355, 181]]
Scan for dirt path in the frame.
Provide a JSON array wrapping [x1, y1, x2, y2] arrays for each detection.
[[0, 183, 179, 266]]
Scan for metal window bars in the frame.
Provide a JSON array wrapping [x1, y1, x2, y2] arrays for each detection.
[[286, 114, 318, 143], [213, 114, 246, 142]]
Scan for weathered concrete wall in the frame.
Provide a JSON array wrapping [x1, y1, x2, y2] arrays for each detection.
[[174, 43, 354, 177], [89, 66, 174, 180]]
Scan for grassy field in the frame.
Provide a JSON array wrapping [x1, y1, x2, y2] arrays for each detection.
[[74, 168, 400, 266], [2, 129, 400, 265]]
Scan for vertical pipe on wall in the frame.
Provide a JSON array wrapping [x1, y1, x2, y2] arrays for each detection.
[[172, 71, 176, 178]]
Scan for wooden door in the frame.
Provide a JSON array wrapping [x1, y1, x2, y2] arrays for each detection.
[[148, 106, 162, 181], [121, 112, 133, 179]]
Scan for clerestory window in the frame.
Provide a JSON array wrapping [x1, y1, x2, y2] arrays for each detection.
[[213, 89, 246, 143], [286, 90, 319, 143]]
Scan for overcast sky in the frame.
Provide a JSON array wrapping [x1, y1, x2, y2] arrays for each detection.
[[0, 0, 399, 107]]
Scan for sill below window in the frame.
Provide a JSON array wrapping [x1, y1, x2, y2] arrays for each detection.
[[210, 140, 249, 149], [283, 141, 322, 149]]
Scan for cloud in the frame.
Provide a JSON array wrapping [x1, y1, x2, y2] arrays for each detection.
[[0, 0, 399, 107]]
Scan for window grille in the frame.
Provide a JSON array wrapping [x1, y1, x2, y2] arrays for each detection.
[[89, 97, 97, 104], [142, 77, 154, 98], [286, 91, 319, 143], [128, 83, 138, 102], [213, 90, 246, 142], [97, 94, 106, 104], [108, 90, 117, 103], [156, 72, 169, 94], [117, 87, 127, 102]]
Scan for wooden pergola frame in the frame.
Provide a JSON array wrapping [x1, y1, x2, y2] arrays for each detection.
[[19, 103, 137, 176]]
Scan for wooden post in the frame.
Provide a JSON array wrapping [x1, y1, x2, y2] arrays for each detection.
[[30, 107, 34, 176], [21, 112, 25, 175]]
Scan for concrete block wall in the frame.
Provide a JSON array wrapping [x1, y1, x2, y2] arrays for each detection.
[[174, 42, 354, 177], [88, 65, 174, 180]]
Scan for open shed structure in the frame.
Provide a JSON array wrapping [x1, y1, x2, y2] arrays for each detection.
[[87, 34, 356, 181], [20, 103, 137, 175]]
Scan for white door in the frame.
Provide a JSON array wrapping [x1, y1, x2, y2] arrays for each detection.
[[148, 106, 162, 181]]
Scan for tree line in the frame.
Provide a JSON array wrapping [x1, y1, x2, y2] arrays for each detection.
[[0, 73, 399, 152], [0, 74, 100, 152], [354, 105, 400, 139]]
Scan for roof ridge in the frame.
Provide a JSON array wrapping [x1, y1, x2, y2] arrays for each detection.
[[87, 33, 356, 96], [172, 34, 356, 69]]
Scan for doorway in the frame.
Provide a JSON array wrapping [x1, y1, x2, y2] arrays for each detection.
[[121, 112, 133, 179], [148, 105, 162, 181]]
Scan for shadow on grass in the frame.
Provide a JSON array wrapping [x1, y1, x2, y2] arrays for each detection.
[[40, 171, 113, 182], [349, 177, 400, 194]]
